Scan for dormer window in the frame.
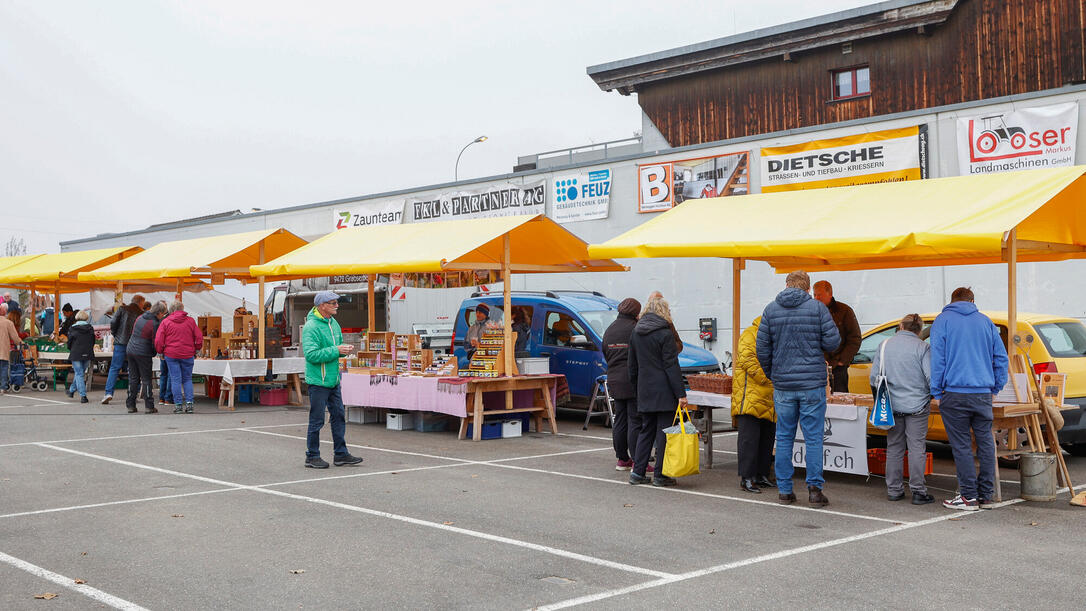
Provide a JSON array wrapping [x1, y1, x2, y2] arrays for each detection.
[[832, 66, 870, 100]]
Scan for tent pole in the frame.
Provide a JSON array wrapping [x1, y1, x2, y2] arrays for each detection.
[[503, 234, 513, 379], [1007, 228, 1017, 359], [29, 288, 37, 335], [731, 258, 744, 373], [258, 243, 266, 359], [367, 275, 376, 332], [53, 284, 60, 339], [175, 279, 182, 303]]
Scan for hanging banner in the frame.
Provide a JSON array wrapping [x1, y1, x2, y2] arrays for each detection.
[[552, 169, 611, 223], [957, 102, 1078, 175], [638, 151, 750, 213], [760, 126, 928, 193], [332, 200, 405, 230], [792, 405, 870, 476], [408, 180, 545, 222]]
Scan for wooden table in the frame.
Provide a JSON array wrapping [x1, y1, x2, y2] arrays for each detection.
[[684, 390, 735, 469], [457, 375, 559, 441]]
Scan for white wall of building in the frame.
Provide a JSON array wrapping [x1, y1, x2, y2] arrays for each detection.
[[62, 85, 1086, 363]]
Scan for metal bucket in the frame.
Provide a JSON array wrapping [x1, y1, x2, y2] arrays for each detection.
[[1019, 452, 1057, 501]]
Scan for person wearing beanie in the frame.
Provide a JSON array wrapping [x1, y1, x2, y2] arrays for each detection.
[[464, 302, 491, 359], [603, 298, 647, 472]]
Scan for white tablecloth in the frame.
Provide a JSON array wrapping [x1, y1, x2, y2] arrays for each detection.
[[151, 357, 304, 385], [685, 390, 731, 408], [271, 357, 305, 375]]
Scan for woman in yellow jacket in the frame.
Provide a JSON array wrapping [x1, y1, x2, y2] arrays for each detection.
[[731, 317, 776, 494]]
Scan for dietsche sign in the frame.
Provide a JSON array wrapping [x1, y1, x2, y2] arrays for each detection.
[[760, 126, 928, 193], [956, 102, 1078, 174]]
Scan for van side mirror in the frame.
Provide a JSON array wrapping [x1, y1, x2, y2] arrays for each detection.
[[571, 334, 594, 349]]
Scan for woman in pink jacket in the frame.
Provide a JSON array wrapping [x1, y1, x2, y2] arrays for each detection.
[[154, 301, 203, 414]]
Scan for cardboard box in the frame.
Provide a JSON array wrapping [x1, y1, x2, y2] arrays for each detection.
[[386, 412, 415, 431]]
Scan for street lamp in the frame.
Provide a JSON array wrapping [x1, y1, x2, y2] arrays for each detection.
[[455, 135, 488, 181]]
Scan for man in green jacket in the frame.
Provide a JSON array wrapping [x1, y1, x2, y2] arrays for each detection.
[[303, 291, 363, 469]]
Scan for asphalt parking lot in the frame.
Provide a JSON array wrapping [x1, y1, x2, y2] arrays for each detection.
[[1, 389, 1083, 610]]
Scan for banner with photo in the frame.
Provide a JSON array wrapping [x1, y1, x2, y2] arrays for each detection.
[[552, 169, 611, 223], [408, 180, 546, 222], [957, 102, 1078, 175], [332, 200, 405, 230], [638, 151, 750, 213], [760, 126, 928, 193]]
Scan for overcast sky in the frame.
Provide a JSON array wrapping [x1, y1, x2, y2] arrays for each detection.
[[1, 0, 873, 254]]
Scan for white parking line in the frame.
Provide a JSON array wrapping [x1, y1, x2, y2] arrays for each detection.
[[0, 394, 68, 404], [0, 422, 308, 448], [34, 443, 673, 580], [0, 488, 241, 519], [0, 549, 149, 610]]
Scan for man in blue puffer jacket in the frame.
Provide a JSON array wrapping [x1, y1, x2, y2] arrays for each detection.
[[930, 287, 1008, 511], [757, 270, 841, 507]]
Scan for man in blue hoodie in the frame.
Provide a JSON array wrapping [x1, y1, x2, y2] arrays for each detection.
[[930, 287, 1008, 511], [757, 271, 841, 507]]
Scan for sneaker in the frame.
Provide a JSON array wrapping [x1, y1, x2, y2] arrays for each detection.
[[145, 407, 158, 414], [978, 498, 995, 510], [887, 491, 906, 502], [943, 494, 979, 511], [912, 491, 935, 505], [333, 454, 364, 466], [184, 403, 194, 414], [652, 475, 677, 487], [66, 389, 75, 398], [615, 459, 634, 471], [173, 405, 184, 414], [778, 492, 797, 505], [305, 456, 330, 469], [159, 398, 167, 405], [80, 396, 89, 404], [101, 394, 112, 405], [808, 486, 829, 507], [629, 472, 650, 485]]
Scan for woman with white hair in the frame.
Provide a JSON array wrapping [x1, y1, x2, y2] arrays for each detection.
[[627, 295, 688, 487], [65, 310, 95, 403]]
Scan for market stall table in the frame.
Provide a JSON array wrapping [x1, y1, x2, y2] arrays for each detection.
[[684, 390, 735, 469], [152, 357, 305, 410], [38, 350, 114, 391]]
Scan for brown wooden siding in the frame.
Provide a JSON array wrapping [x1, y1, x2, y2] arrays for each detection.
[[638, 0, 1086, 147]]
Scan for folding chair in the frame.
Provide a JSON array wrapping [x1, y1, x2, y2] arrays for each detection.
[[583, 375, 614, 429]]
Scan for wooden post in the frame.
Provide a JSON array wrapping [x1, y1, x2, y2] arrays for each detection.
[[367, 274, 376, 332], [731, 258, 744, 371], [53, 284, 60, 338], [503, 234, 513, 378], [175, 278, 183, 303], [29, 288, 37, 335], [1007, 228, 1017, 358], [258, 242, 266, 359]]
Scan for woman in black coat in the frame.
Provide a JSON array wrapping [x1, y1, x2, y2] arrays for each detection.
[[66, 310, 96, 403], [602, 298, 643, 471], [627, 296, 687, 486]]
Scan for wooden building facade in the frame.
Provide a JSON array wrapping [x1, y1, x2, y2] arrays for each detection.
[[588, 0, 1086, 147]]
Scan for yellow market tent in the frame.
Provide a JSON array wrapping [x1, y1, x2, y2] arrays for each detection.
[[80, 228, 308, 357], [252, 214, 625, 375]]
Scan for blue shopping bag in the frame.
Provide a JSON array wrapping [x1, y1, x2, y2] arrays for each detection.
[[868, 340, 896, 430]]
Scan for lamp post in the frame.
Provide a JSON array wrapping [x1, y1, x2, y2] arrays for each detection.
[[455, 135, 488, 181]]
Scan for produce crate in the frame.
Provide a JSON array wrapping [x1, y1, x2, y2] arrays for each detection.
[[688, 373, 732, 394], [866, 448, 933, 477], [414, 412, 448, 432], [259, 386, 289, 406], [465, 420, 503, 440], [386, 412, 415, 431]]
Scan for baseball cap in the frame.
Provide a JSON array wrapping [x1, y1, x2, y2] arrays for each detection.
[[313, 291, 341, 306]]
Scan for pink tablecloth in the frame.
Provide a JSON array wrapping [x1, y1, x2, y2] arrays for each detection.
[[340, 374, 560, 418]]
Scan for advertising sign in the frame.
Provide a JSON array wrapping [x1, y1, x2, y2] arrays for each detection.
[[957, 102, 1078, 175], [638, 151, 750, 213], [791, 405, 869, 476], [408, 180, 545, 222], [552, 169, 611, 223], [333, 200, 404, 230], [761, 126, 928, 193]]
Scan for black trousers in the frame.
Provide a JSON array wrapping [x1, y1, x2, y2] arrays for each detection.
[[125, 353, 154, 411], [633, 411, 671, 477], [831, 365, 849, 393], [612, 398, 642, 462], [735, 414, 775, 479]]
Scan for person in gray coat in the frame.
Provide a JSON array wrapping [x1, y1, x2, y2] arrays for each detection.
[[870, 314, 934, 505]]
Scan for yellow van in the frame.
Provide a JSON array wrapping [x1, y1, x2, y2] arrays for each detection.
[[847, 311, 1086, 454]]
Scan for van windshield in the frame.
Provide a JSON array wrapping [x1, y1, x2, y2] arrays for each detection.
[[579, 310, 619, 336]]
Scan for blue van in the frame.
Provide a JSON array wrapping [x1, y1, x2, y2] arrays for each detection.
[[452, 291, 720, 403]]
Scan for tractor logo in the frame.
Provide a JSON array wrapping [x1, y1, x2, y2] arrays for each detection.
[[974, 115, 1027, 154]]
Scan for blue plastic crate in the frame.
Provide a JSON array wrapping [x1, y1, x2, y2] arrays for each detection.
[[238, 386, 254, 403], [465, 420, 503, 440]]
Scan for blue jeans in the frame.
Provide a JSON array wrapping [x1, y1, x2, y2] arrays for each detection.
[[165, 356, 194, 405], [69, 359, 90, 398], [774, 387, 828, 493], [0, 360, 9, 390], [158, 362, 172, 402], [306, 384, 348, 458], [939, 392, 996, 501], [104, 343, 127, 395]]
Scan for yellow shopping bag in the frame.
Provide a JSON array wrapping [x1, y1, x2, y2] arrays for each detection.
[[662, 404, 700, 478]]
